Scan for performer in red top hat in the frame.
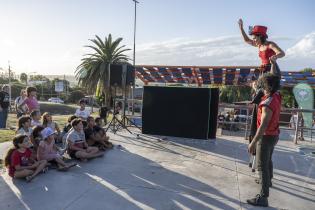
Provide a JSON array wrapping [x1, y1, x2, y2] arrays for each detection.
[[238, 19, 285, 188], [238, 19, 285, 75]]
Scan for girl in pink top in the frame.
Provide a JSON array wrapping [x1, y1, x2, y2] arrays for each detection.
[[37, 127, 76, 171], [19, 87, 40, 113]]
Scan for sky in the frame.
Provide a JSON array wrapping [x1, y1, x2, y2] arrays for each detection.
[[0, 0, 314, 75]]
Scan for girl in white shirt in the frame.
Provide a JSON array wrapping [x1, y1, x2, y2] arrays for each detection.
[[75, 100, 90, 120]]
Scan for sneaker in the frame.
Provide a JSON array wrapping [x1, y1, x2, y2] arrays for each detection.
[[247, 194, 268, 207], [248, 162, 252, 168]]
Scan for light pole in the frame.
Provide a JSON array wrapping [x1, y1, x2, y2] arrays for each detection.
[[8, 61, 12, 112], [131, 0, 139, 115]]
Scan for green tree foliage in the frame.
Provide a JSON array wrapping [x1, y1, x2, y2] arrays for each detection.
[[301, 68, 313, 72], [68, 90, 85, 103], [219, 86, 252, 103], [20, 73, 28, 85], [75, 34, 130, 107], [280, 87, 296, 108], [11, 82, 27, 98]]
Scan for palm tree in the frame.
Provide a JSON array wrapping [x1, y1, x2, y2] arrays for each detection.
[[75, 34, 130, 107], [20, 73, 28, 85]]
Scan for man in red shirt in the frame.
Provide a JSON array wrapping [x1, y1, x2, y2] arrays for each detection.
[[247, 73, 281, 207]]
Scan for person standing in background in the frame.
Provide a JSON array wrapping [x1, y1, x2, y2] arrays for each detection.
[[15, 89, 28, 118], [0, 85, 10, 128]]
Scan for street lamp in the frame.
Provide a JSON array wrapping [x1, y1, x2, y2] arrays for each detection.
[[131, 0, 139, 115], [8, 61, 12, 111]]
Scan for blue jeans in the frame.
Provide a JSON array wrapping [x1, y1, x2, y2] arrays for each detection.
[[0, 108, 8, 128]]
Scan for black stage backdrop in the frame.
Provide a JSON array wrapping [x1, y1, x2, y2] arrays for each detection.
[[142, 86, 218, 139]]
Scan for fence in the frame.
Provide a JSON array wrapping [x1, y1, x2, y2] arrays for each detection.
[[218, 104, 315, 144]]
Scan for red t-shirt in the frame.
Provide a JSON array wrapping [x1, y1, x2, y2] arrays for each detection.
[[8, 148, 32, 177], [257, 92, 281, 136]]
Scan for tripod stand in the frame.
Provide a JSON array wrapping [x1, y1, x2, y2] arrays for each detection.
[[104, 64, 153, 141], [105, 85, 133, 134]]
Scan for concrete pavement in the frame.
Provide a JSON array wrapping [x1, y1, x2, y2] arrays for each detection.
[[0, 131, 314, 210]]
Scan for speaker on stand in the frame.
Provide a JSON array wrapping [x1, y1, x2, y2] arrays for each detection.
[[105, 64, 141, 134]]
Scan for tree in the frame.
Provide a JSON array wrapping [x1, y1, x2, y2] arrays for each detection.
[[280, 87, 296, 108], [219, 86, 252, 103], [75, 34, 130, 107], [301, 68, 313, 72], [20, 73, 28, 85], [68, 90, 85, 103]]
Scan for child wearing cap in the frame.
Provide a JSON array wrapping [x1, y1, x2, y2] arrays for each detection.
[[37, 127, 76, 171]]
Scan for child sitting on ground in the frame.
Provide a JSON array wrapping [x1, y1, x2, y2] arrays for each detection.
[[4, 135, 48, 182], [67, 119, 104, 161], [30, 110, 41, 127], [74, 100, 90, 121], [61, 115, 78, 148], [42, 112, 61, 142], [94, 126, 113, 149], [16, 116, 34, 146], [31, 125, 45, 152], [84, 116, 113, 150], [37, 127, 76, 171], [95, 117, 103, 127]]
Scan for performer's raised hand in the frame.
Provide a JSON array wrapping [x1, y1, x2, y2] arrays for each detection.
[[238, 18, 243, 29]]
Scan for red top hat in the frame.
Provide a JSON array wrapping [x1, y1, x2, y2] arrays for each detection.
[[249, 25, 268, 38]]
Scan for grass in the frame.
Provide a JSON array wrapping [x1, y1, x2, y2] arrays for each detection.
[[0, 129, 16, 143]]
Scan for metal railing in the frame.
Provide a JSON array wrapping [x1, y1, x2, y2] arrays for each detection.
[[218, 104, 315, 144]]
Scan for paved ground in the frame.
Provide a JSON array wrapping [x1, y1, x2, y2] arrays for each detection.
[[0, 130, 314, 210]]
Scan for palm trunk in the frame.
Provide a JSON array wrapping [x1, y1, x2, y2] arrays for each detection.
[[104, 87, 112, 108]]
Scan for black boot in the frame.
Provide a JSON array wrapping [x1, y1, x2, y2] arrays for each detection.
[[247, 194, 269, 207]]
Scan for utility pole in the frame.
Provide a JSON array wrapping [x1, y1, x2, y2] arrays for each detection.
[[132, 0, 139, 115], [8, 61, 12, 111]]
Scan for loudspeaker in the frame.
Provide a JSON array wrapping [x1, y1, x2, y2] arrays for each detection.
[[142, 86, 219, 139], [110, 64, 135, 86]]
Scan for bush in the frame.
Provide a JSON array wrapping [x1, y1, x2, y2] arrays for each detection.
[[68, 90, 85, 103]]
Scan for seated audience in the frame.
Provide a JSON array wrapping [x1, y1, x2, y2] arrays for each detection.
[[42, 112, 61, 142], [37, 127, 76, 171], [16, 116, 34, 145], [30, 110, 42, 127], [66, 119, 104, 161], [4, 135, 48, 182], [31, 125, 45, 152], [75, 100, 90, 120], [84, 116, 112, 150]]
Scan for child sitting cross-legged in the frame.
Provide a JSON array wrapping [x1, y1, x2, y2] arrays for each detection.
[[84, 116, 112, 150], [93, 126, 113, 149], [4, 135, 48, 182], [67, 118, 104, 161], [37, 127, 76, 171]]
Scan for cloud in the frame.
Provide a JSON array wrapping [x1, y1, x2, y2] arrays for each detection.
[[283, 32, 315, 70], [286, 32, 315, 57], [133, 33, 315, 71]]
